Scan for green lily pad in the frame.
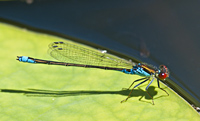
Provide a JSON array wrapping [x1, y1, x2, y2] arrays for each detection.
[[0, 23, 199, 121]]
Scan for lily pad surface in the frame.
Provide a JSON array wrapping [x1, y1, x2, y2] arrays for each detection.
[[0, 23, 199, 121]]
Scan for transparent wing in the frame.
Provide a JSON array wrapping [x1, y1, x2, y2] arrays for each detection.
[[48, 42, 135, 69]]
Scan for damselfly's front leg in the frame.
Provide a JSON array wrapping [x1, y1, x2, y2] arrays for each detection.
[[157, 80, 169, 96]]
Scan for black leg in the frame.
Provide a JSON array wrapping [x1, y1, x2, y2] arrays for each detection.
[[121, 78, 149, 103], [157, 79, 169, 96], [145, 78, 155, 105], [122, 77, 148, 90]]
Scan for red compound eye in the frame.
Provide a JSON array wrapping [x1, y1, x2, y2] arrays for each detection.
[[158, 72, 167, 80]]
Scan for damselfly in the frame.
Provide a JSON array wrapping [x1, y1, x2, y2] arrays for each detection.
[[17, 41, 169, 104]]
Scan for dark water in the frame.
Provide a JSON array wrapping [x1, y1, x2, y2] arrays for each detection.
[[0, 0, 199, 106]]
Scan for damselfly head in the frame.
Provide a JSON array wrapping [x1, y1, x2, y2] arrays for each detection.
[[158, 65, 169, 80]]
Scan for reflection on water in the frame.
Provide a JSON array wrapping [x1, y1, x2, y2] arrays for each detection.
[[139, 38, 150, 58]]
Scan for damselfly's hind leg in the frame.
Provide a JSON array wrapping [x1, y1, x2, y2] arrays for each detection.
[[157, 80, 169, 96], [121, 77, 149, 103], [122, 77, 147, 90]]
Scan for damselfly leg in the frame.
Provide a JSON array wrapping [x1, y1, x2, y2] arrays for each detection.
[[157, 80, 169, 96], [121, 77, 159, 105], [145, 77, 155, 105], [121, 77, 150, 103], [122, 77, 147, 90]]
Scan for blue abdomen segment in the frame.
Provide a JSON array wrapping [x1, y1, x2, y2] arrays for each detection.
[[121, 66, 150, 77], [18, 56, 36, 63]]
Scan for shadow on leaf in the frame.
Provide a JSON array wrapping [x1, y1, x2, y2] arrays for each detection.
[[1, 86, 168, 103]]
